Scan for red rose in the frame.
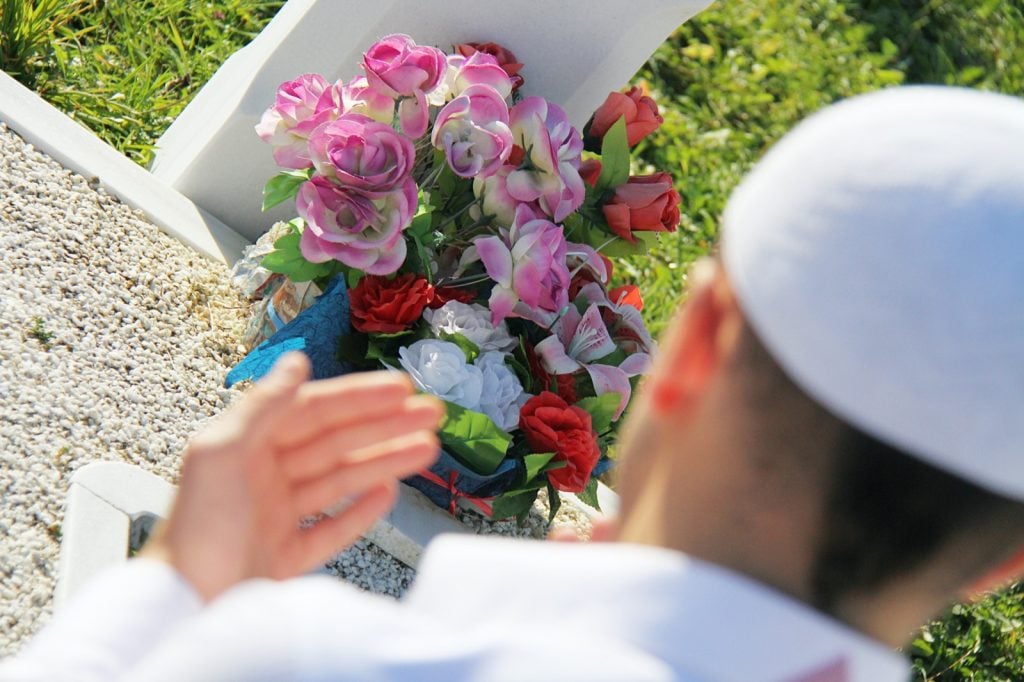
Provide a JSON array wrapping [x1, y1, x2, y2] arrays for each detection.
[[427, 285, 476, 309], [602, 173, 681, 243], [350, 274, 433, 333], [519, 392, 600, 493], [609, 284, 644, 311], [586, 86, 663, 148], [455, 42, 525, 91]]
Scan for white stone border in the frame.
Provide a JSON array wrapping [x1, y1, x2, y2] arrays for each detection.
[[55, 462, 175, 606], [0, 71, 248, 266]]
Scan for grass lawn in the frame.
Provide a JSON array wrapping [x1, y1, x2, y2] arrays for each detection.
[[3, 0, 1023, 678]]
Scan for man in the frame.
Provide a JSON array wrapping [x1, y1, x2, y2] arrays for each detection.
[[3, 85, 1023, 681]]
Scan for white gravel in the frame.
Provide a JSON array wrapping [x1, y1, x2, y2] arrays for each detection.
[[0, 122, 593, 657]]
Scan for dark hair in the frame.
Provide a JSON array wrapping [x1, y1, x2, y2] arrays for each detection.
[[732, 323, 1024, 614]]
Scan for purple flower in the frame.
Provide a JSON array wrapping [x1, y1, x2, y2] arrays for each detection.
[[297, 176, 416, 275], [432, 84, 513, 179], [362, 34, 447, 138], [307, 114, 415, 197], [255, 73, 344, 169], [473, 204, 571, 324], [506, 97, 585, 222]]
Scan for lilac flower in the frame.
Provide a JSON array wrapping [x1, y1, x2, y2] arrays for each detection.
[[534, 289, 652, 419], [473, 204, 571, 324], [432, 84, 513, 178], [506, 97, 585, 222], [255, 73, 344, 169]]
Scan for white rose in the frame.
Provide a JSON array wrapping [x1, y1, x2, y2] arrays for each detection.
[[423, 301, 517, 352], [398, 340, 483, 410], [475, 352, 529, 431]]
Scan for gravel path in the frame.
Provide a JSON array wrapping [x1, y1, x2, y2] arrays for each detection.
[[0, 122, 593, 657]]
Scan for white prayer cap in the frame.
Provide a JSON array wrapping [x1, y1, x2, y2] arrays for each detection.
[[721, 86, 1024, 500]]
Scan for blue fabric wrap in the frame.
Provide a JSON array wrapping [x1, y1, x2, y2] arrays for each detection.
[[226, 276, 354, 387]]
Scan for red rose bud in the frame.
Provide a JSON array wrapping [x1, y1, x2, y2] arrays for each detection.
[[609, 284, 644, 311], [602, 173, 681, 243], [350, 274, 433, 333], [586, 86, 663, 149], [519, 391, 600, 493], [455, 42, 525, 91], [428, 285, 477, 309], [579, 158, 603, 188]]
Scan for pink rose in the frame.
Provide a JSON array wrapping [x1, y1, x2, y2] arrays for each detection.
[[255, 73, 344, 169], [445, 51, 514, 100], [362, 34, 447, 138], [297, 176, 416, 275], [342, 76, 395, 123], [506, 97, 585, 223], [432, 84, 513, 178], [474, 204, 571, 323], [307, 114, 415, 197], [455, 42, 524, 92]]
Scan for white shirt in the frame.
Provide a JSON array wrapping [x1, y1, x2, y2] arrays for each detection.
[[1, 536, 909, 681]]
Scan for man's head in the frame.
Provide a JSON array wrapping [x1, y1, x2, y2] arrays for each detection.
[[614, 87, 1024, 644]]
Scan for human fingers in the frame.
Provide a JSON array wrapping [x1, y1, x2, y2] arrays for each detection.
[[291, 431, 439, 516], [280, 395, 444, 481], [273, 371, 416, 448], [282, 482, 398, 577], [193, 352, 309, 450]]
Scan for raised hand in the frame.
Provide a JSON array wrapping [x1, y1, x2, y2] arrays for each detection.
[[142, 353, 443, 602]]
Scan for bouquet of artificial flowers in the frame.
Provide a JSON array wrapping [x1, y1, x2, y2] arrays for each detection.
[[230, 34, 679, 521]]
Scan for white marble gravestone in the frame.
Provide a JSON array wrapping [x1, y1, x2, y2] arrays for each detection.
[[151, 0, 713, 241]]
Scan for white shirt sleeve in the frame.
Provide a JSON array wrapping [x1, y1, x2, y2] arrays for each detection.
[[0, 559, 202, 682]]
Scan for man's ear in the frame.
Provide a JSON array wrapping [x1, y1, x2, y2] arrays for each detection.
[[649, 260, 743, 415], [960, 546, 1024, 600]]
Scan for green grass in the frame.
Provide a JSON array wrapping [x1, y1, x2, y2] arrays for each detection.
[[4, 0, 1024, 678]]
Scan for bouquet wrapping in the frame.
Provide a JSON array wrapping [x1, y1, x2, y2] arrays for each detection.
[[228, 35, 680, 521]]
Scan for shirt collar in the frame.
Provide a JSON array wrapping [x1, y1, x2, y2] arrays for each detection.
[[409, 535, 909, 682]]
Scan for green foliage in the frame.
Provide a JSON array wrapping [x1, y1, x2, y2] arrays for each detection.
[[909, 584, 1024, 681], [576, 393, 621, 434], [594, 116, 630, 193], [439, 401, 511, 475], [13, 0, 285, 165], [261, 229, 337, 282], [262, 170, 310, 211], [0, 0, 93, 82], [26, 316, 54, 350]]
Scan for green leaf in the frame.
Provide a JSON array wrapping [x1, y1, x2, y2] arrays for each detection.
[[595, 116, 630, 193], [576, 477, 601, 512], [437, 332, 480, 362], [260, 232, 337, 282], [262, 169, 310, 212], [523, 452, 556, 483], [546, 479, 562, 524], [491, 489, 539, 521], [576, 392, 622, 433], [439, 402, 512, 475]]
